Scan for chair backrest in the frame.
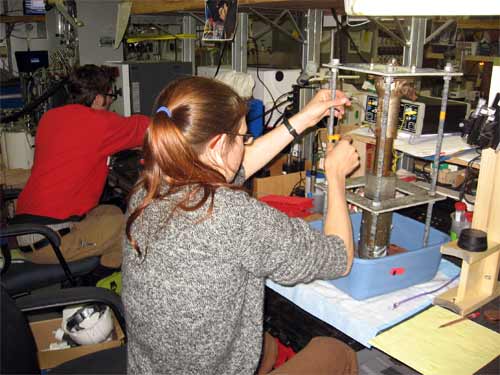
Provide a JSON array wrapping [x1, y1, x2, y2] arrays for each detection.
[[0, 283, 39, 374]]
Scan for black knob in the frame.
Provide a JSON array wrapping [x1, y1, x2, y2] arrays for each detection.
[[458, 228, 488, 252]]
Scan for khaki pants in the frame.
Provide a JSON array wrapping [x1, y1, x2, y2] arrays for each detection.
[[258, 333, 358, 375], [24, 205, 124, 268]]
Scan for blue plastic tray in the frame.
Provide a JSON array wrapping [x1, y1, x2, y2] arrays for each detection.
[[310, 213, 449, 300]]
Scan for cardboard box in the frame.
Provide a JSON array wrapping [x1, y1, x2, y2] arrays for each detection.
[[29, 313, 125, 370], [253, 171, 304, 199], [252, 154, 305, 199]]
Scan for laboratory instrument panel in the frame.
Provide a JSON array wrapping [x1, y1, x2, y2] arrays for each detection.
[[360, 93, 470, 136]]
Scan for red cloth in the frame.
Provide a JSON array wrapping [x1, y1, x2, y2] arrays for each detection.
[[16, 105, 149, 220], [259, 195, 313, 218], [273, 337, 296, 368]]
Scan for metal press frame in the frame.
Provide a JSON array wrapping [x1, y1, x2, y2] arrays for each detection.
[[323, 62, 462, 247]]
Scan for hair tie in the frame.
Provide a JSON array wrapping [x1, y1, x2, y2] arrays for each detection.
[[156, 106, 172, 118]]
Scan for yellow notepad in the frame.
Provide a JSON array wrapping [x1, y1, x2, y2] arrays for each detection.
[[370, 306, 500, 375]]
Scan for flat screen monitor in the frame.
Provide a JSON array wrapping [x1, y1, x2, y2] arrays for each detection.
[[15, 51, 49, 73], [23, 0, 46, 15]]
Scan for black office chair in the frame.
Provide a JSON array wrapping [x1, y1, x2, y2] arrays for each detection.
[[0, 187, 100, 296], [1, 224, 100, 296], [0, 282, 126, 374]]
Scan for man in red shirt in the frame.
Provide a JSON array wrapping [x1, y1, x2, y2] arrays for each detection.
[[13, 64, 150, 272]]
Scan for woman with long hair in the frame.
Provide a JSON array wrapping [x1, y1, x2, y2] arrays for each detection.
[[123, 76, 359, 374]]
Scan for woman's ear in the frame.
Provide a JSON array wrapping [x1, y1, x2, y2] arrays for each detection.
[[206, 134, 226, 166]]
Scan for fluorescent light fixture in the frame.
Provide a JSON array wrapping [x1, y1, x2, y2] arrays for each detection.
[[344, 0, 500, 16]]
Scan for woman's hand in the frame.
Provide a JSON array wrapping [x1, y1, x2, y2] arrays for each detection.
[[289, 89, 351, 131], [324, 138, 360, 182]]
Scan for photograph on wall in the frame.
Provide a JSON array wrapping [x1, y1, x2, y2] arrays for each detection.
[[203, 0, 238, 42]]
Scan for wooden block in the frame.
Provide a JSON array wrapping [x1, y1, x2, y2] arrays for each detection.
[[433, 283, 500, 316], [472, 149, 497, 232]]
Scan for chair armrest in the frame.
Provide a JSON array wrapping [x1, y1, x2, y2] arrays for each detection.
[[2, 188, 21, 201], [0, 224, 76, 285], [0, 224, 60, 247], [15, 287, 125, 334]]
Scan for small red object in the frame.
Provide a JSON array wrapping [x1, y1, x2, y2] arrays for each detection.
[[273, 338, 296, 368], [260, 195, 313, 218], [390, 267, 405, 276], [465, 211, 473, 223], [455, 202, 467, 211]]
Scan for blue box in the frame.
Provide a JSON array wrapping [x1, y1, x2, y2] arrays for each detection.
[[310, 213, 449, 300]]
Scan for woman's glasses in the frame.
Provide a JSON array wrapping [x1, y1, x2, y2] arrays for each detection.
[[225, 132, 254, 145]]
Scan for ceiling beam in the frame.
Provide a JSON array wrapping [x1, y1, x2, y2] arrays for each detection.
[[130, 0, 344, 14]]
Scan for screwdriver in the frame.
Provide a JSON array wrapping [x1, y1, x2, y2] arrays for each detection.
[[438, 311, 480, 328]]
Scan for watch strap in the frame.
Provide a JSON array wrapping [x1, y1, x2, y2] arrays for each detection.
[[283, 117, 299, 140]]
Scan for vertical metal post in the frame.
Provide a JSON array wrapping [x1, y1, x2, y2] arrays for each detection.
[[329, 28, 335, 61], [327, 59, 339, 140], [2, 0, 13, 74], [301, 9, 322, 70], [403, 17, 427, 68], [374, 76, 393, 184], [423, 63, 453, 245], [182, 15, 196, 74], [232, 13, 248, 73], [300, 9, 323, 162]]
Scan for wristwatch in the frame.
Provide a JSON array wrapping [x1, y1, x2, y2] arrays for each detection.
[[283, 117, 299, 140]]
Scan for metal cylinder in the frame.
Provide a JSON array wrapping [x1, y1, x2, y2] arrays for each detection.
[[359, 76, 416, 258], [371, 77, 416, 177]]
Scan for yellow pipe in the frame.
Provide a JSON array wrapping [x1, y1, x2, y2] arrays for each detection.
[[126, 33, 196, 43]]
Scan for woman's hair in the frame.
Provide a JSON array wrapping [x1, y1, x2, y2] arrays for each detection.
[[67, 64, 115, 106], [126, 76, 247, 256]]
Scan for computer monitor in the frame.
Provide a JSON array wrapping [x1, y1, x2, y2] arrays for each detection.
[[23, 0, 46, 15], [15, 51, 49, 73]]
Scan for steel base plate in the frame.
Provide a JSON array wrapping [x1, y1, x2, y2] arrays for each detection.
[[343, 176, 446, 214]]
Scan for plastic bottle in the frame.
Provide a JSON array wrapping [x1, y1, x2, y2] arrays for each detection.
[[450, 202, 469, 241], [465, 211, 473, 224]]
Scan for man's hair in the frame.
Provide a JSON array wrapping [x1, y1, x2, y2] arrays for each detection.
[[67, 64, 115, 106]]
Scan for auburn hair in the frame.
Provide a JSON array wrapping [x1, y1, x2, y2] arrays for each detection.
[[126, 76, 248, 256]]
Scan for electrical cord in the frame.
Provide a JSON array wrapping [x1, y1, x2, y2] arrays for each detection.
[[213, 41, 228, 78], [346, 17, 371, 27], [392, 274, 459, 309], [249, 36, 278, 128], [289, 172, 305, 196], [331, 8, 369, 63], [272, 113, 285, 129], [247, 99, 290, 124], [458, 150, 481, 204]]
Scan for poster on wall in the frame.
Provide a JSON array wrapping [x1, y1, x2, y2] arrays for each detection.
[[203, 0, 238, 42]]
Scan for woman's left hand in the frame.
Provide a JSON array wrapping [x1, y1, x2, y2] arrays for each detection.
[[290, 89, 351, 131]]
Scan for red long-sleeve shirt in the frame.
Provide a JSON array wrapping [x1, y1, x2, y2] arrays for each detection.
[[16, 104, 150, 220]]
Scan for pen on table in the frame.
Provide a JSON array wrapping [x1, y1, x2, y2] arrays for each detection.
[[438, 312, 480, 328]]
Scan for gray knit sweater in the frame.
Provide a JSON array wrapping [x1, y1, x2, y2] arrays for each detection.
[[122, 175, 347, 375]]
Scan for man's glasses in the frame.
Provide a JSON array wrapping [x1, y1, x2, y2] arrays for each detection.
[[102, 87, 122, 102], [225, 132, 254, 145], [103, 93, 118, 101]]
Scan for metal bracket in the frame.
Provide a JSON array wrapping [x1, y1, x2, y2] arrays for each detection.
[[249, 8, 304, 43], [343, 177, 447, 214], [323, 63, 463, 78]]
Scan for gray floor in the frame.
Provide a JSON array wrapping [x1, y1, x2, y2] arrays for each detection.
[[357, 348, 420, 375]]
